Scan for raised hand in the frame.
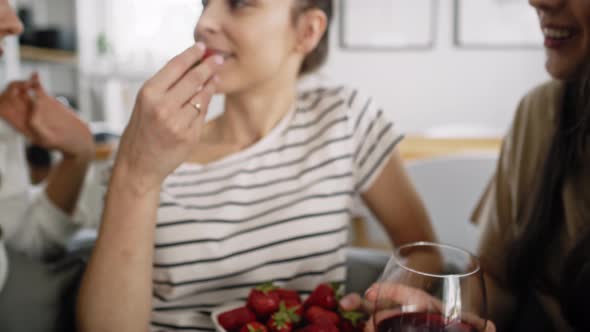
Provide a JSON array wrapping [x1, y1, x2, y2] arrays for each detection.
[[28, 73, 94, 159], [114, 42, 223, 189]]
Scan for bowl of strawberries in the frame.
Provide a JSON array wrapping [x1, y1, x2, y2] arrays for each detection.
[[212, 283, 367, 332]]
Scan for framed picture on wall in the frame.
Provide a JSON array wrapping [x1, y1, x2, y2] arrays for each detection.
[[340, 0, 438, 51], [454, 0, 543, 49]]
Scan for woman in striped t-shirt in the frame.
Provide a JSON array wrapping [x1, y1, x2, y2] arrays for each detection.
[[78, 1, 435, 331]]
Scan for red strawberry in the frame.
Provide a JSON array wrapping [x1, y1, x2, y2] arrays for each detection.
[[203, 48, 216, 60], [339, 310, 367, 332], [304, 306, 340, 326], [240, 322, 269, 332], [284, 299, 303, 318], [299, 323, 339, 332], [218, 306, 257, 332], [340, 320, 366, 332], [267, 319, 293, 332], [276, 289, 301, 303], [303, 283, 343, 310], [267, 302, 301, 332], [247, 283, 281, 319]]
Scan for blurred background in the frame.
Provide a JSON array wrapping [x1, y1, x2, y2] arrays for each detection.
[[0, 0, 550, 250], [0, 0, 549, 134]]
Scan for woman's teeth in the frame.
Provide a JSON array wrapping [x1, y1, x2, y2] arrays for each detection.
[[543, 28, 574, 40]]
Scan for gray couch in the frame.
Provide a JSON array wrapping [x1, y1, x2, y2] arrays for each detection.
[[0, 248, 84, 332], [345, 247, 390, 294]]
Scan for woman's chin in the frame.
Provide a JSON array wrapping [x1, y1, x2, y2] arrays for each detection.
[[545, 56, 587, 81], [213, 77, 248, 96]]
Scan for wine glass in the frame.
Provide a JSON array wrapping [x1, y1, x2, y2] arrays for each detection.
[[372, 242, 489, 332]]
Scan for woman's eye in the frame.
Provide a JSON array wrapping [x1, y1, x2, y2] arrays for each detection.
[[201, 0, 250, 11], [228, 0, 249, 10]]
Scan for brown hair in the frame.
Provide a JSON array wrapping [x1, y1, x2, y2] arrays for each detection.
[[292, 0, 333, 75], [508, 61, 590, 331]]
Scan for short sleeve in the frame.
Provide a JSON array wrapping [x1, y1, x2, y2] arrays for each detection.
[[347, 88, 403, 193]]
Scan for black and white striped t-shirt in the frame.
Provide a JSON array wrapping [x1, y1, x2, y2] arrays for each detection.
[[150, 86, 402, 331]]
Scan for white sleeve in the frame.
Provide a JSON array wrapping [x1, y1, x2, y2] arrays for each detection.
[[0, 128, 78, 259], [5, 189, 79, 258]]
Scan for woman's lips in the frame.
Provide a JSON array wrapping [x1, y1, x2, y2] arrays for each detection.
[[542, 26, 577, 49]]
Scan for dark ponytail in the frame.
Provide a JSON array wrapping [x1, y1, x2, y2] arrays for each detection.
[[508, 62, 590, 331]]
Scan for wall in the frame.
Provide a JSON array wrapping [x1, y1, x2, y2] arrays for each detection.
[[17, 0, 551, 135], [315, 0, 550, 246], [318, 0, 550, 135]]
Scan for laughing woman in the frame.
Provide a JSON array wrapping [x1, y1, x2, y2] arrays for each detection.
[[472, 0, 590, 330]]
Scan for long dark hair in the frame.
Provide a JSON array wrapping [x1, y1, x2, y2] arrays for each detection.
[[508, 63, 590, 331]]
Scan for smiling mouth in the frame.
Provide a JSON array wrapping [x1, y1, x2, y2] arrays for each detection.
[[542, 27, 576, 40]]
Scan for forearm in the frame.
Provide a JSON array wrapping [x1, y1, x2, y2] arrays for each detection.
[[0, 135, 80, 256], [45, 152, 93, 215], [77, 164, 160, 332], [385, 177, 435, 246], [363, 154, 437, 247], [384, 196, 435, 246]]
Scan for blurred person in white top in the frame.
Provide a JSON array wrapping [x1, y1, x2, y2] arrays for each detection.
[[0, 0, 94, 293]]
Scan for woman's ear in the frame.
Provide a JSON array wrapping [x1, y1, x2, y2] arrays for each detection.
[[294, 8, 327, 54]]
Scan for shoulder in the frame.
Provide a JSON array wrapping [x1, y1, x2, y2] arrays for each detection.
[[507, 80, 564, 149], [513, 80, 564, 135], [522, 80, 563, 105], [296, 85, 382, 121], [297, 85, 352, 113], [499, 81, 563, 200]]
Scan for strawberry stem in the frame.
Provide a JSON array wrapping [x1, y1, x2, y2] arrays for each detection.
[[282, 301, 301, 323], [255, 282, 277, 294], [330, 282, 345, 300], [341, 310, 367, 326]]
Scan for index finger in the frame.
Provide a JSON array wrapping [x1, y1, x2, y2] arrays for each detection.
[[149, 42, 207, 91], [459, 311, 495, 332], [340, 293, 375, 314]]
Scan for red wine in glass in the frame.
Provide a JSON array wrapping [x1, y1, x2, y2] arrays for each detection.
[[373, 243, 488, 332], [377, 312, 479, 332]]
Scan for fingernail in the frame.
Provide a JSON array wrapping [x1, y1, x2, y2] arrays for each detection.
[[340, 297, 352, 308], [195, 42, 206, 52], [213, 55, 224, 65]]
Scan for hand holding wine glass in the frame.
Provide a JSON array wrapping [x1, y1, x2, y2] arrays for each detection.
[[340, 242, 496, 332]]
